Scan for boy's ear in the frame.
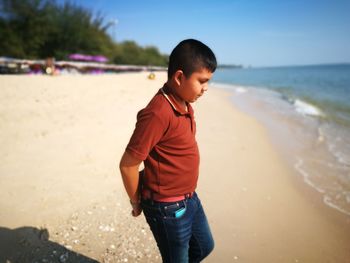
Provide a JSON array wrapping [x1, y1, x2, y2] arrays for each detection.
[[174, 70, 184, 86]]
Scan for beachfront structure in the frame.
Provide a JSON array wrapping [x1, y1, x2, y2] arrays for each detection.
[[0, 57, 166, 75]]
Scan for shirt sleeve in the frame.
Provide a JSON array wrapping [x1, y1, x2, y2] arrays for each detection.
[[126, 108, 168, 161]]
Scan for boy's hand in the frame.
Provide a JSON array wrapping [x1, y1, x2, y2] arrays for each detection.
[[130, 200, 142, 217], [120, 151, 143, 217]]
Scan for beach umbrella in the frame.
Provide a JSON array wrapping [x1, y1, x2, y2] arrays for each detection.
[[92, 55, 108, 63], [68, 54, 91, 61], [68, 54, 108, 63]]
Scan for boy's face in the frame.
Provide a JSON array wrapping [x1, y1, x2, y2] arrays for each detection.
[[177, 68, 213, 103]]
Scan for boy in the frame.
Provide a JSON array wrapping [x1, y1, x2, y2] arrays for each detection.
[[119, 39, 217, 262]]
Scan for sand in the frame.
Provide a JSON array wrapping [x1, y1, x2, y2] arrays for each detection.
[[0, 72, 349, 262]]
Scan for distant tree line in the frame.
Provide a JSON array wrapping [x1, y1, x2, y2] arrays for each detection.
[[0, 0, 168, 66]]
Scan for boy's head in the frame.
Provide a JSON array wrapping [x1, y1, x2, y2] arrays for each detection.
[[167, 39, 217, 103], [168, 39, 217, 79]]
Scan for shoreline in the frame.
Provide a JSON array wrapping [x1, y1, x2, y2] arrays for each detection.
[[195, 85, 350, 262], [211, 81, 350, 218], [1, 73, 349, 262]]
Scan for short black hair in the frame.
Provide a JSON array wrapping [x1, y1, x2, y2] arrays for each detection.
[[167, 39, 217, 79]]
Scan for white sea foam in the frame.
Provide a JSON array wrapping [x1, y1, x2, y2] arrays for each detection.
[[210, 82, 234, 90], [294, 157, 350, 216], [324, 195, 350, 216], [293, 99, 324, 117], [235, 87, 247, 93], [294, 158, 325, 193], [321, 125, 350, 167], [317, 127, 325, 143], [211, 82, 248, 93], [326, 140, 350, 167], [346, 194, 350, 203], [333, 151, 350, 167]]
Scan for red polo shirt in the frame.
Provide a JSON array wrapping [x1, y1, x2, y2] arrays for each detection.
[[126, 85, 200, 197]]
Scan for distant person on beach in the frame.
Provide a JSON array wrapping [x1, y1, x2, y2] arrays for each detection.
[[44, 57, 58, 75], [119, 39, 217, 262]]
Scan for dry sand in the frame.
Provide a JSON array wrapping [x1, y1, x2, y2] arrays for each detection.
[[0, 72, 349, 262]]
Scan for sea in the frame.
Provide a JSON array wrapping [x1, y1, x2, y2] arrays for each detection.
[[211, 64, 350, 216]]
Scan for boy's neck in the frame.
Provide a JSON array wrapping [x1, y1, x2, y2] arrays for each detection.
[[165, 81, 188, 112]]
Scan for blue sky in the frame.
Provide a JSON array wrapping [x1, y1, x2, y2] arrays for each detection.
[[58, 0, 350, 67]]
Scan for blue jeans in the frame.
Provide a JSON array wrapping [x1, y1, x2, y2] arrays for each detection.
[[141, 192, 214, 263]]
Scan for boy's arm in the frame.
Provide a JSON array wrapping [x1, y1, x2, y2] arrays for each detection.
[[119, 150, 143, 217]]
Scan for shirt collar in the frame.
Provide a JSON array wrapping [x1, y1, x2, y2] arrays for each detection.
[[160, 84, 192, 116]]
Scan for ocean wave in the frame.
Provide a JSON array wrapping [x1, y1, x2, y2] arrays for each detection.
[[293, 99, 324, 117]]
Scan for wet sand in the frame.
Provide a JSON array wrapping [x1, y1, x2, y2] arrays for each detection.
[[0, 73, 349, 262]]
